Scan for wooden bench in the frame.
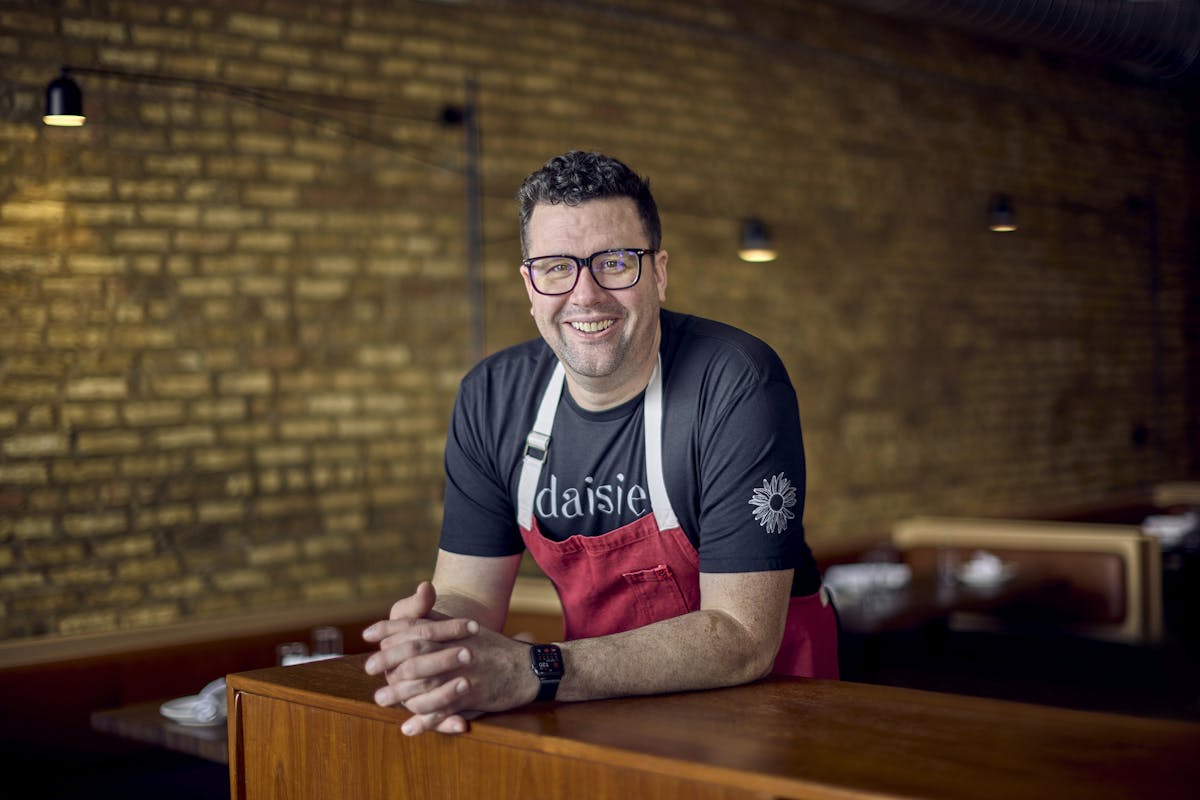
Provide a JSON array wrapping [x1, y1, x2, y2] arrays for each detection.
[[892, 516, 1163, 645], [0, 578, 564, 757]]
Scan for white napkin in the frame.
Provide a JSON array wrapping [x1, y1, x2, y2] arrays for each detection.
[[192, 677, 227, 723], [160, 677, 227, 725]]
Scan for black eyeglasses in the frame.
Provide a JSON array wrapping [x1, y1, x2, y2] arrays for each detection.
[[523, 248, 656, 296]]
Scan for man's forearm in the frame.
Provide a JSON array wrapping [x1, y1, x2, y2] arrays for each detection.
[[555, 607, 778, 702]]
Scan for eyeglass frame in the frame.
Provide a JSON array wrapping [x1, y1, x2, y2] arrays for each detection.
[[521, 248, 658, 296]]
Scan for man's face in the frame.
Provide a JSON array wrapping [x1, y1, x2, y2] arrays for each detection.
[[520, 197, 668, 405]]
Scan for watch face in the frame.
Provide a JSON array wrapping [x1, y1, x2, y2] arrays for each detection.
[[530, 644, 563, 677]]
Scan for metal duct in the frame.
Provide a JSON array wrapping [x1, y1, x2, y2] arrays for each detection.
[[831, 0, 1200, 80]]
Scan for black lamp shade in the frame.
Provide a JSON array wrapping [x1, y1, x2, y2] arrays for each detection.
[[738, 218, 777, 262], [44, 73, 85, 126], [988, 193, 1017, 232]]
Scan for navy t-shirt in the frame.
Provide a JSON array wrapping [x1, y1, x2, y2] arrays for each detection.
[[439, 309, 821, 595]]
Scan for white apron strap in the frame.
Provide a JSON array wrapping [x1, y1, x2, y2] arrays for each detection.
[[643, 356, 679, 531], [516, 356, 679, 532], [517, 362, 565, 529]]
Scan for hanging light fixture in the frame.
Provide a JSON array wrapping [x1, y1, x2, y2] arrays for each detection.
[[738, 218, 777, 262], [988, 193, 1017, 232], [43, 69, 85, 126]]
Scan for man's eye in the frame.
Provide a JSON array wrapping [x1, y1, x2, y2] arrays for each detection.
[[597, 258, 625, 271]]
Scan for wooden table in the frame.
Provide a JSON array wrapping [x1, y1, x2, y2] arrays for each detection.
[[91, 700, 228, 764], [227, 654, 1200, 799]]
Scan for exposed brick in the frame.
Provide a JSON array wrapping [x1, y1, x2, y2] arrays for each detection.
[[150, 575, 206, 599], [117, 179, 178, 201], [255, 443, 305, 466], [0, 0, 1190, 655], [71, 204, 137, 225], [24, 542, 87, 566], [94, 535, 157, 559], [122, 401, 186, 426], [130, 24, 194, 49], [154, 425, 215, 449], [120, 604, 182, 629], [192, 397, 246, 420], [226, 12, 283, 39], [2, 200, 67, 224], [97, 46, 159, 71], [302, 578, 354, 603], [212, 568, 270, 591], [142, 204, 200, 226], [150, 373, 211, 398], [62, 17, 127, 42], [247, 540, 298, 565], [61, 403, 121, 428], [62, 511, 127, 537], [0, 571, 46, 592], [197, 499, 243, 523], [135, 503, 194, 528], [219, 370, 273, 395], [145, 154, 202, 176], [0, 10, 56, 33], [12, 516, 55, 539], [51, 459, 117, 482], [0, 462, 44, 482], [296, 277, 348, 300], [67, 377, 127, 400], [58, 610, 118, 636], [3, 432, 69, 457], [76, 431, 142, 455], [280, 418, 333, 439]]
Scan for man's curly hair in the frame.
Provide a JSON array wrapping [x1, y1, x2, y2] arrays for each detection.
[[516, 151, 661, 256]]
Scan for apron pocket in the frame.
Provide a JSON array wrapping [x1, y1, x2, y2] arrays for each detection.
[[621, 564, 691, 624]]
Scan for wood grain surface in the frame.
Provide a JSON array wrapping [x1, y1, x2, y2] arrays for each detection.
[[228, 654, 1200, 800]]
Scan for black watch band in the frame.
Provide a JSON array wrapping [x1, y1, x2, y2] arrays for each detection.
[[529, 643, 563, 702]]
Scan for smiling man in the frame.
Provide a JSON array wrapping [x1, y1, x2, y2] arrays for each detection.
[[363, 151, 838, 736]]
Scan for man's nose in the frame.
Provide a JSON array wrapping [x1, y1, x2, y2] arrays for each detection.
[[569, 266, 607, 303]]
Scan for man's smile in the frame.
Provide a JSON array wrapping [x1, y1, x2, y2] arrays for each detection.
[[567, 319, 616, 334]]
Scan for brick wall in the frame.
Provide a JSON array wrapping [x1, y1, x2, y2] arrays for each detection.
[[0, 0, 1196, 642]]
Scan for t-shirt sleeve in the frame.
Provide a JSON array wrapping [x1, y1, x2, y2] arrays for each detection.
[[437, 380, 526, 558], [694, 374, 806, 574]]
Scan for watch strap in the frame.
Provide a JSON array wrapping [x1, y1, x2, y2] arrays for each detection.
[[535, 675, 560, 702]]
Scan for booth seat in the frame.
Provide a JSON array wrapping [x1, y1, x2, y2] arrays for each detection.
[[0, 577, 562, 756], [892, 516, 1163, 645]]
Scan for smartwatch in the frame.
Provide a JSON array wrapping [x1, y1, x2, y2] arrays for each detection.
[[529, 643, 564, 702]]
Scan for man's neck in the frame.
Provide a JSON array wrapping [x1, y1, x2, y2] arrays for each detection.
[[564, 331, 661, 412]]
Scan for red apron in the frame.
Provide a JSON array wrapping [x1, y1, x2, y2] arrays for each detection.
[[516, 360, 838, 679]]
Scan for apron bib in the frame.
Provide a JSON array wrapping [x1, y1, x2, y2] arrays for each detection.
[[516, 359, 838, 679]]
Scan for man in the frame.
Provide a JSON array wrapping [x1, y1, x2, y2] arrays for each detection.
[[363, 151, 837, 736]]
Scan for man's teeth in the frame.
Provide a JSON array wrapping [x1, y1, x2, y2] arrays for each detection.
[[570, 320, 614, 333]]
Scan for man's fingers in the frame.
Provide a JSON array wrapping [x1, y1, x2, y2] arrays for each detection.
[[363, 615, 478, 646], [366, 641, 472, 679], [391, 581, 437, 621], [375, 672, 470, 712], [433, 714, 469, 735]]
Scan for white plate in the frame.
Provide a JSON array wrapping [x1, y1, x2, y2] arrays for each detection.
[[160, 695, 223, 727], [824, 563, 912, 595]]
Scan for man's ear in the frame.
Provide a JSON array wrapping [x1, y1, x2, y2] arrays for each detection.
[[520, 266, 536, 310], [653, 249, 668, 301]]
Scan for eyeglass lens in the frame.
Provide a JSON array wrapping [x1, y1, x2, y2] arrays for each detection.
[[527, 249, 645, 295]]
